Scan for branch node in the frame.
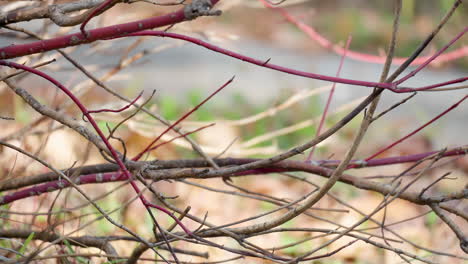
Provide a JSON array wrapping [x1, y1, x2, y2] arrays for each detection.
[[184, 0, 222, 20], [461, 239, 468, 254]]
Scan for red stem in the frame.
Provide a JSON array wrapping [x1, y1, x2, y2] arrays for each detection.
[[306, 36, 352, 161], [148, 123, 215, 153], [87, 90, 143, 114], [126, 30, 466, 93], [126, 31, 395, 90], [352, 95, 467, 168], [395, 27, 468, 85], [0, 60, 192, 235], [2, 146, 465, 206], [80, 0, 115, 36], [132, 77, 234, 161], [259, 0, 468, 66], [0, 0, 221, 59]]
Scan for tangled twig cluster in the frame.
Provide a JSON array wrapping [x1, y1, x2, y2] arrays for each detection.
[[0, 0, 466, 263]]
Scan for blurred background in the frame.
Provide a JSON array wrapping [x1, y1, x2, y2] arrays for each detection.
[[0, 0, 466, 263]]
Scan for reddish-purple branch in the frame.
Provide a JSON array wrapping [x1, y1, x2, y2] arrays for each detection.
[[148, 123, 215, 153], [80, 0, 115, 36], [87, 90, 143, 114], [313, 147, 467, 168], [126, 30, 466, 93], [0, 60, 192, 235], [0, 172, 125, 205], [306, 36, 352, 161], [2, 147, 465, 206], [0, 0, 221, 59], [394, 27, 468, 85], [357, 95, 467, 167], [1, 6, 463, 94], [133, 77, 234, 161], [402, 77, 468, 92], [259, 0, 468, 66], [127, 31, 395, 90]]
